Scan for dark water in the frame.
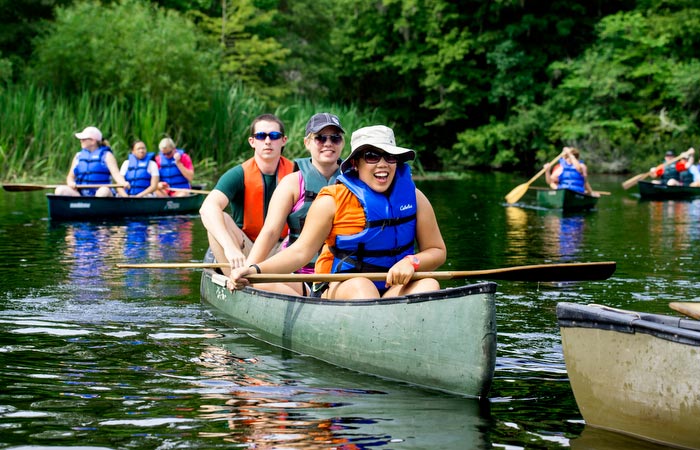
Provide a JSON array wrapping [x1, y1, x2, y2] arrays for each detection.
[[1, 174, 695, 449]]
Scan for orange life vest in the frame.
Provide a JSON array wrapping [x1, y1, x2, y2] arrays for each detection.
[[241, 156, 294, 241], [314, 184, 366, 273]]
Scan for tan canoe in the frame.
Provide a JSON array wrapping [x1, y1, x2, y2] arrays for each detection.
[[557, 302, 700, 449]]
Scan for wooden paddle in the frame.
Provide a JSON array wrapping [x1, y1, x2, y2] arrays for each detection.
[[504, 152, 565, 204], [168, 187, 211, 195], [669, 302, 700, 320], [116, 261, 616, 282], [2, 183, 125, 192], [621, 150, 692, 190]]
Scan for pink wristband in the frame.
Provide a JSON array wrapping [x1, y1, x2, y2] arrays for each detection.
[[405, 255, 420, 270]]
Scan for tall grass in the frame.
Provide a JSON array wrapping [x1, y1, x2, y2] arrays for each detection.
[[0, 86, 169, 182], [1, 84, 391, 186]]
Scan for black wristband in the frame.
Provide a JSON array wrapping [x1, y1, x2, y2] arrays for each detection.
[[249, 264, 261, 274]]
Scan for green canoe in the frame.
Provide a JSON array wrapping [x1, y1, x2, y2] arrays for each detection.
[[536, 188, 599, 211], [637, 180, 700, 200], [200, 268, 497, 398], [46, 193, 205, 220]]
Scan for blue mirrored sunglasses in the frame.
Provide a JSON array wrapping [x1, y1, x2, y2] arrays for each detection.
[[314, 134, 343, 144], [252, 131, 284, 141]]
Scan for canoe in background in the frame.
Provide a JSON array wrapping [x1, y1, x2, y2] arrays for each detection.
[[200, 268, 497, 398], [557, 302, 700, 449], [536, 188, 599, 211], [637, 180, 700, 200], [46, 193, 204, 220]]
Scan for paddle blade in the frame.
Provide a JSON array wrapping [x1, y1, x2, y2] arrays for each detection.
[[621, 172, 649, 190], [2, 183, 58, 192], [504, 183, 530, 204], [464, 261, 617, 282], [669, 302, 700, 320]]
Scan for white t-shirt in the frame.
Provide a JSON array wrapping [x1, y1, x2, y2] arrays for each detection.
[[120, 160, 159, 177]]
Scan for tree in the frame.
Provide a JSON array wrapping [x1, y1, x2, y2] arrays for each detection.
[[522, 1, 700, 172], [0, 0, 75, 82], [190, 0, 290, 102], [330, 0, 634, 169], [29, 0, 219, 129]]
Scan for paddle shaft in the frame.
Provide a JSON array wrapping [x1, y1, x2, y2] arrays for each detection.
[[504, 152, 565, 204], [524, 154, 563, 186], [116, 261, 616, 282], [168, 187, 211, 194], [2, 183, 125, 192]]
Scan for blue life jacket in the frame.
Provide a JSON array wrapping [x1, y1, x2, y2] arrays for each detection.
[[557, 158, 585, 193], [125, 152, 155, 195], [159, 149, 190, 189], [74, 146, 112, 196], [329, 163, 417, 287]]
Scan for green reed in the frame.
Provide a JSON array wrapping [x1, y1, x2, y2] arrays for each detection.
[[0, 84, 388, 186]]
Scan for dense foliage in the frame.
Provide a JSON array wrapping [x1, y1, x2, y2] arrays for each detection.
[[2, 0, 700, 180], [28, 0, 218, 129]]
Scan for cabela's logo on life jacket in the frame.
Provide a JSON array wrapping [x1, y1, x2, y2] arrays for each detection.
[[400, 203, 414, 211]]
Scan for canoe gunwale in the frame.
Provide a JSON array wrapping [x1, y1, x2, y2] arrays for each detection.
[[210, 270, 498, 306], [557, 302, 700, 346]]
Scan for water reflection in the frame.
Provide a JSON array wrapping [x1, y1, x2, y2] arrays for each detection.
[[505, 206, 588, 263], [122, 218, 195, 296], [503, 206, 534, 266], [646, 200, 700, 253], [193, 338, 493, 449], [570, 425, 679, 450], [541, 213, 586, 261], [51, 218, 197, 300]]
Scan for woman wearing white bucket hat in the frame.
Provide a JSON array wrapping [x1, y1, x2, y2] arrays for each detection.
[[54, 126, 128, 197], [228, 125, 447, 300]]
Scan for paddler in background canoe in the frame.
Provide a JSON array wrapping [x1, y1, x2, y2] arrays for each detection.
[[200, 114, 295, 276], [228, 125, 447, 300], [242, 113, 346, 296], [543, 146, 599, 197], [120, 140, 159, 197], [649, 148, 695, 186], [154, 137, 195, 197], [54, 126, 129, 197]]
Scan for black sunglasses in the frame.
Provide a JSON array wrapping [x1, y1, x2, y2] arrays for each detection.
[[314, 134, 343, 144], [252, 131, 284, 141], [361, 150, 399, 164]]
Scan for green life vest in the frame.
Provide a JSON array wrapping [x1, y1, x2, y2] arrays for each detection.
[[286, 157, 341, 247]]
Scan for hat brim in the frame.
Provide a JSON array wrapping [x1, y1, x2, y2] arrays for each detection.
[[75, 132, 100, 140], [340, 143, 416, 173]]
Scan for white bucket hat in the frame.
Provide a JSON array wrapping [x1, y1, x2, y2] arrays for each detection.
[[341, 125, 415, 173], [74, 126, 102, 142]]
